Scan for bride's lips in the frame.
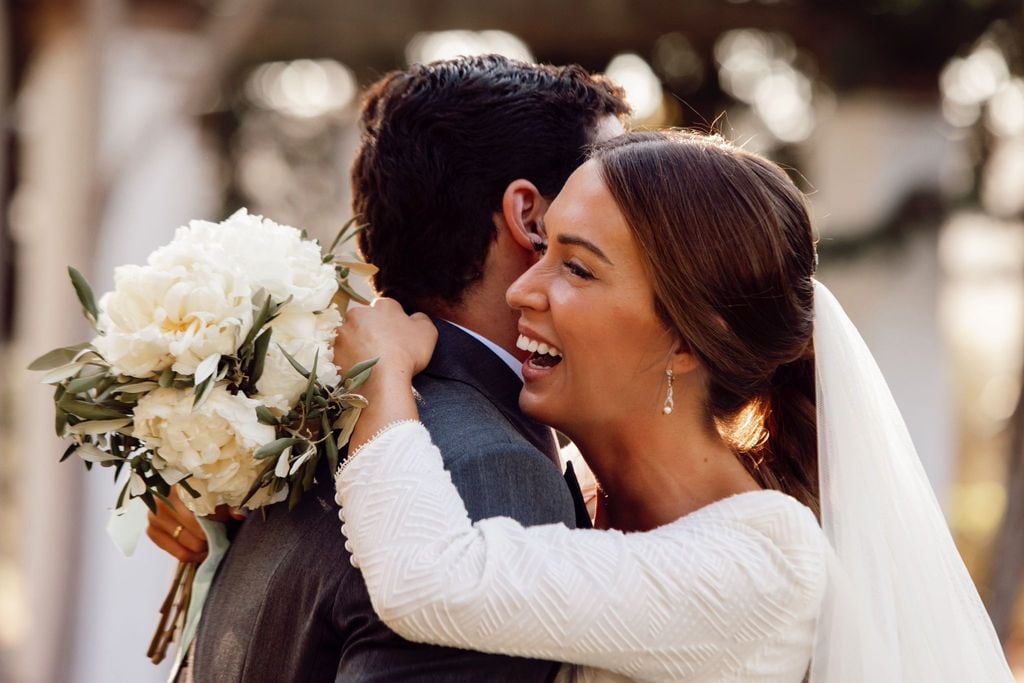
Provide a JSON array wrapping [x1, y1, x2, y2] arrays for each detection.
[[516, 327, 563, 382]]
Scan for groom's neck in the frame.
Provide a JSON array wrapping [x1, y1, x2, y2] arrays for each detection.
[[429, 287, 524, 361], [424, 223, 534, 361]]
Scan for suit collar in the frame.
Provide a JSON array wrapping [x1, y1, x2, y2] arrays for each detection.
[[423, 318, 558, 462]]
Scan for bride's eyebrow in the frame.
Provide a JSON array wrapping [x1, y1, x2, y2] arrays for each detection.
[[556, 234, 614, 265]]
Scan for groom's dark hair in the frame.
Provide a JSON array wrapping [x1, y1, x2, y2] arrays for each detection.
[[351, 54, 629, 310]]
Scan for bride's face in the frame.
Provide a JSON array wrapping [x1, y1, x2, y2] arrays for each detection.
[[506, 160, 677, 436]]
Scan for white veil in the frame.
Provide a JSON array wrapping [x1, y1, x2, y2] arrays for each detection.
[[809, 280, 1013, 682]]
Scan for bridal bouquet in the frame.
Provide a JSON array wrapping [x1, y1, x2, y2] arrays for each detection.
[[30, 209, 376, 661]]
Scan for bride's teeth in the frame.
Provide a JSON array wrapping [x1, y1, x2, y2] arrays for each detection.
[[518, 334, 562, 358]]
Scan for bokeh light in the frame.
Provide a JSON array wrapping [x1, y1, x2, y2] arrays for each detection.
[[714, 28, 816, 143], [245, 59, 357, 119], [405, 30, 533, 65], [988, 78, 1024, 138], [605, 52, 664, 124]]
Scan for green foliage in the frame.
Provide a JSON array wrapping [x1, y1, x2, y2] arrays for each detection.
[[68, 267, 99, 325]]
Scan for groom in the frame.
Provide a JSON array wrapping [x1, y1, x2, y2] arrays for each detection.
[[156, 55, 628, 681]]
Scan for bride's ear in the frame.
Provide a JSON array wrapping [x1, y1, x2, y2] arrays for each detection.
[[499, 179, 549, 253], [669, 338, 702, 376]]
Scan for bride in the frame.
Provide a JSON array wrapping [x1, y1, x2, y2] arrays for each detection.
[[332, 131, 1012, 682]]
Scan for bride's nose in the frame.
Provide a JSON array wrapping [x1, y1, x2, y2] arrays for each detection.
[[506, 262, 548, 312]]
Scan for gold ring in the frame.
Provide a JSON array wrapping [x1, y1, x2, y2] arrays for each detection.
[[172, 525, 183, 540]]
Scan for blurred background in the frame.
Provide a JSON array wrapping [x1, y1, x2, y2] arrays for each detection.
[[1, 0, 1024, 680]]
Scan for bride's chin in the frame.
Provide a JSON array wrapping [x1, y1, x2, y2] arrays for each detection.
[[518, 390, 565, 431]]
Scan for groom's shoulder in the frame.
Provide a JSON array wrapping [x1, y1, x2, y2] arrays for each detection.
[[413, 372, 531, 459], [411, 371, 574, 527]]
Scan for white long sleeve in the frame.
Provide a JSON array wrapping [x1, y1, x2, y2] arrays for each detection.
[[336, 421, 827, 683]]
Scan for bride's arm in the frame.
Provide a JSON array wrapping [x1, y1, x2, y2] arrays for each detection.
[[337, 421, 825, 682]]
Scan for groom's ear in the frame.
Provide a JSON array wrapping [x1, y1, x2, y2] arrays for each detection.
[[499, 179, 549, 253]]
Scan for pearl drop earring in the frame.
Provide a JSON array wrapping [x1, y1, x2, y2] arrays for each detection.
[[663, 369, 674, 415]]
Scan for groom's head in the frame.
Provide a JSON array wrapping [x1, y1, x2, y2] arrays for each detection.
[[352, 54, 628, 315]]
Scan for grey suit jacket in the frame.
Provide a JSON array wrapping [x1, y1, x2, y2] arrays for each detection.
[[189, 321, 580, 682]]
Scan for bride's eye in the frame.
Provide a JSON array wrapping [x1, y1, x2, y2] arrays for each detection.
[[563, 260, 594, 280]]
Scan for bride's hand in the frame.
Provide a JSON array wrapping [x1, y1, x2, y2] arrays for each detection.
[[334, 298, 438, 380], [335, 299, 437, 454]]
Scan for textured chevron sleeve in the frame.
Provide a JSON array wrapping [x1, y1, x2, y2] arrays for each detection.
[[335, 421, 827, 682]]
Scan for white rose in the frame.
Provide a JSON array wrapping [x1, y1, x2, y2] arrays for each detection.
[[133, 386, 283, 514], [255, 306, 342, 411], [154, 209, 338, 312], [93, 260, 254, 378]]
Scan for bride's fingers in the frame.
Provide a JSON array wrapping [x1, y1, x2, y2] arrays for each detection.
[[408, 313, 438, 373], [160, 488, 206, 536], [147, 508, 207, 555], [145, 522, 207, 564], [208, 505, 247, 523], [334, 297, 438, 379]]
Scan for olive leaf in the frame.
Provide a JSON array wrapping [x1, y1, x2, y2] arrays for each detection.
[[240, 290, 273, 351], [288, 444, 315, 476], [249, 328, 273, 386], [345, 367, 376, 392], [65, 371, 108, 395], [336, 259, 379, 277], [278, 345, 311, 379], [337, 280, 371, 306], [192, 375, 216, 409], [339, 393, 369, 410], [59, 442, 77, 463], [274, 448, 293, 478], [113, 381, 159, 394], [55, 407, 68, 437], [75, 443, 121, 464], [178, 476, 201, 499], [325, 215, 363, 256], [40, 362, 87, 385], [240, 460, 277, 506], [255, 406, 279, 426], [66, 418, 132, 435], [335, 406, 363, 451], [344, 357, 379, 380], [58, 397, 129, 421], [194, 353, 221, 387], [303, 350, 319, 410], [116, 480, 131, 509], [28, 343, 92, 371], [254, 437, 304, 460], [68, 266, 99, 323], [323, 413, 339, 474]]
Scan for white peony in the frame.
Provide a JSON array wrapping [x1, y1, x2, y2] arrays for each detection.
[[255, 305, 343, 411], [152, 209, 339, 312], [93, 260, 253, 378], [133, 385, 283, 514]]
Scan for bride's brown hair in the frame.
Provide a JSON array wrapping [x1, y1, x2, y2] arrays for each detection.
[[591, 131, 819, 516]]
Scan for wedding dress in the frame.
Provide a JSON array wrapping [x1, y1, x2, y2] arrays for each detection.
[[336, 421, 827, 683], [335, 280, 1014, 682]]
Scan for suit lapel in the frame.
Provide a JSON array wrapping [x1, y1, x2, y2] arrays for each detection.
[[563, 462, 594, 530], [421, 319, 559, 463]]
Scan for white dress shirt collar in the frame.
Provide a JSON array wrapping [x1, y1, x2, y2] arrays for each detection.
[[442, 320, 524, 382]]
